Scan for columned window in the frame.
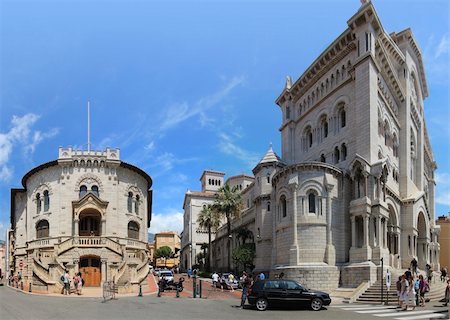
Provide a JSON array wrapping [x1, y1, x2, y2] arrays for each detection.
[[128, 192, 133, 213], [79, 185, 87, 198], [135, 195, 140, 214], [36, 220, 49, 238], [334, 146, 340, 163], [280, 195, 287, 218], [128, 221, 139, 239], [36, 193, 41, 213], [340, 108, 346, 127], [43, 190, 50, 211], [91, 185, 99, 197], [308, 191, 317, 214], [341, 143, 347, 160]]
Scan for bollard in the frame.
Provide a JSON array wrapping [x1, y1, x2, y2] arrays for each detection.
[[157, 286, 161, 297], [199, 280, 202, 298], [21, 281, 24, 291], [29, 282, 32, 293], [138, 284, 143, 297], [16, 281, 18, 289], [192, 275, 197, 298], [176, 285, 180, 298]]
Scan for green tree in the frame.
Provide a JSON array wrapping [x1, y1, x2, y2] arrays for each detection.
[[236, 227, 253, 245], [154, 246, 173, 267], [213, 184, 242, 271], [197, 205, 221, 272], [232, 243, 256, 272]]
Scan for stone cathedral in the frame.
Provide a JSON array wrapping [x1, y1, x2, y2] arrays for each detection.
[[186, 1, 439, 291]]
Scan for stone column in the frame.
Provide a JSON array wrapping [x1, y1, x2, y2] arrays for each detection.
[[325, 185, 335, 265], [289, 184, 299, 266], [74, 219, 79, 236], [363, 215, 369, 247], [351, 216, 356, 247], [101, 259, 107, 284], [101, 219, 106, 237], [377, 216, 382, 248], [73, 259, 79, 274]]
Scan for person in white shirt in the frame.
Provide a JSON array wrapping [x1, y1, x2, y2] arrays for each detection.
[[212, 272, 219, 290]]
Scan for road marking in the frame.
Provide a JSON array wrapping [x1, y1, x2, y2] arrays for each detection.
[[375, 310, 446, 317], [356, 309, 400, 314], [341, 306, 397, 311], [393, 313, 447, 320]]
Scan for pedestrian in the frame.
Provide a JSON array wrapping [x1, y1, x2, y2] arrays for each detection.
[[396, 276, 402, 307], [400, 274, 408, 310], [410, 258, 418, 277], [229, 273, 235, 292], [418, 275, 429, 307], [187, 268, 192, 279], [414, 276, 420, 307], [259, 272, 265, 280], [444, 279, 450, 306], [405, 268, 412, 281], [212, 272, 219, 290], [240, 271, 251, 309], [406, 277, 416, 311], [426, 264, 433, 284], [278, 272, 284, 279], [441, 267, 447, 282], [63, 270, 70, 295]]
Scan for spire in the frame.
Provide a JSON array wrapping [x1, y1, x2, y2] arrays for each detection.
[[259, 143, 283, 165], [285, 76, 292, 90]]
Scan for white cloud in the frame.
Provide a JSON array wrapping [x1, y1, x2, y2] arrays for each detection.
[[159, 76, 245, 131], [149, 210, 183, 234], [149, 152, 198, 177], [434, 35, 450, 59], [218, 132, 259, 168], [0, 113, 58, 182], [145, 141, 155, 153]]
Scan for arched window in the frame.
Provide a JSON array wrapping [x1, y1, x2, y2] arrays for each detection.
[[127, 221, 139, 239], [308, 191, 316, 213], [280, 195, 287, 218], [36, 220, 49, 239], [128, 192, 133, 213], [266, 173, 270, 184], [341, 143, 347, 160], [334, 146, 340, 163], [36, 193, 41, 213], [308, 131, 313, 147], [267, 201, 271, 211], [320, 154, 326, 162], [79, 185, 87, 198], [91, 185, 99, 197], [324, 120, 328, 138], [135, 195, 140, 214], [43, 190, 50, 211], [340, 108, 346, 127]]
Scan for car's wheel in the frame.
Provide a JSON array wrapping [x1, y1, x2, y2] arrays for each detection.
[[310, 298, 323, 311], [255, 298, 268, 311]]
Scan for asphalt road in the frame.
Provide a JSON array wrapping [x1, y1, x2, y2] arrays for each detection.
[[1, 286, 448, 320]]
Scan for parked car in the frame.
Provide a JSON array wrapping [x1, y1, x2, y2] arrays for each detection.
[[153, 268, 161, 276], [217, 273, 239, 290], [247, 279, 331, 311], [159, 270, 174, 282]]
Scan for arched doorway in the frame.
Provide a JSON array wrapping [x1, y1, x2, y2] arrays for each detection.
[[79, 210, 101, 236], [79, 256, 101, 287], [417, 212, 428, 268]]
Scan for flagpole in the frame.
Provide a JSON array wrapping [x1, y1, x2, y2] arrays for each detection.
[[88, 100, 91, 152]]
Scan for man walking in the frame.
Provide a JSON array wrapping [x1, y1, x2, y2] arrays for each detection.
[[63, 270, 70, 295], [240, 272, 252, 309]]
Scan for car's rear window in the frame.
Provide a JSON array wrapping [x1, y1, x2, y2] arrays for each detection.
[[263, 281, 281, 289]]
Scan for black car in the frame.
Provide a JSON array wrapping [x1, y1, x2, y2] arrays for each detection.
[[247, 279, 331, 311]]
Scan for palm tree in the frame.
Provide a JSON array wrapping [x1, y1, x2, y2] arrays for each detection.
[[197, 204, 221, 272], [213, 184, 242, 271]]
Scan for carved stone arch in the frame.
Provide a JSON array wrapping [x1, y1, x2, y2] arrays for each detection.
[[35, 217, 50, 228], [125, 184, 144, 198], [409, 69, 422, 103], [385, 199, 399, 226], [415, 206, 429, 232], [33, 182, 53, 196], [332, 95, 350, 116], [75, 174, 104, 192], [299, 179, 324, 197]]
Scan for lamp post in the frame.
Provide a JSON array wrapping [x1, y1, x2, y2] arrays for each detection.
[[380, 257, 384, 304]]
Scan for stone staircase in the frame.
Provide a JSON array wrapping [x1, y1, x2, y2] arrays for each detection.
[[356, 276, 448, 304]]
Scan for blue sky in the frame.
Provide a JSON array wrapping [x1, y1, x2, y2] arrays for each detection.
[[0, 0, 449, 238]]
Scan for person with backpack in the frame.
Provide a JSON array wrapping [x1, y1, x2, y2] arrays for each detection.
[[63, 270, 70, 295], [418, 275, 429, 307]]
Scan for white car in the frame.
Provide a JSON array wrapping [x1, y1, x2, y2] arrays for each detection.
[[159, 270, 174, 282]]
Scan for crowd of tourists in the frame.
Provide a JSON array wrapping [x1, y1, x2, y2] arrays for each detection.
[[396, 259, 450, 310], [61, 270, 84, 295]]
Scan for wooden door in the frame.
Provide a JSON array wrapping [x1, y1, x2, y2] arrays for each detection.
[[80, 257, 101, 287]]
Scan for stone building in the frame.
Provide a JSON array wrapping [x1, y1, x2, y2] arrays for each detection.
[[436, 215, 450, 271], [180, 170, 224, 271], [154, 232, 181, 268], [202, 1, 439, 291], [9, 147, 153, 293]]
